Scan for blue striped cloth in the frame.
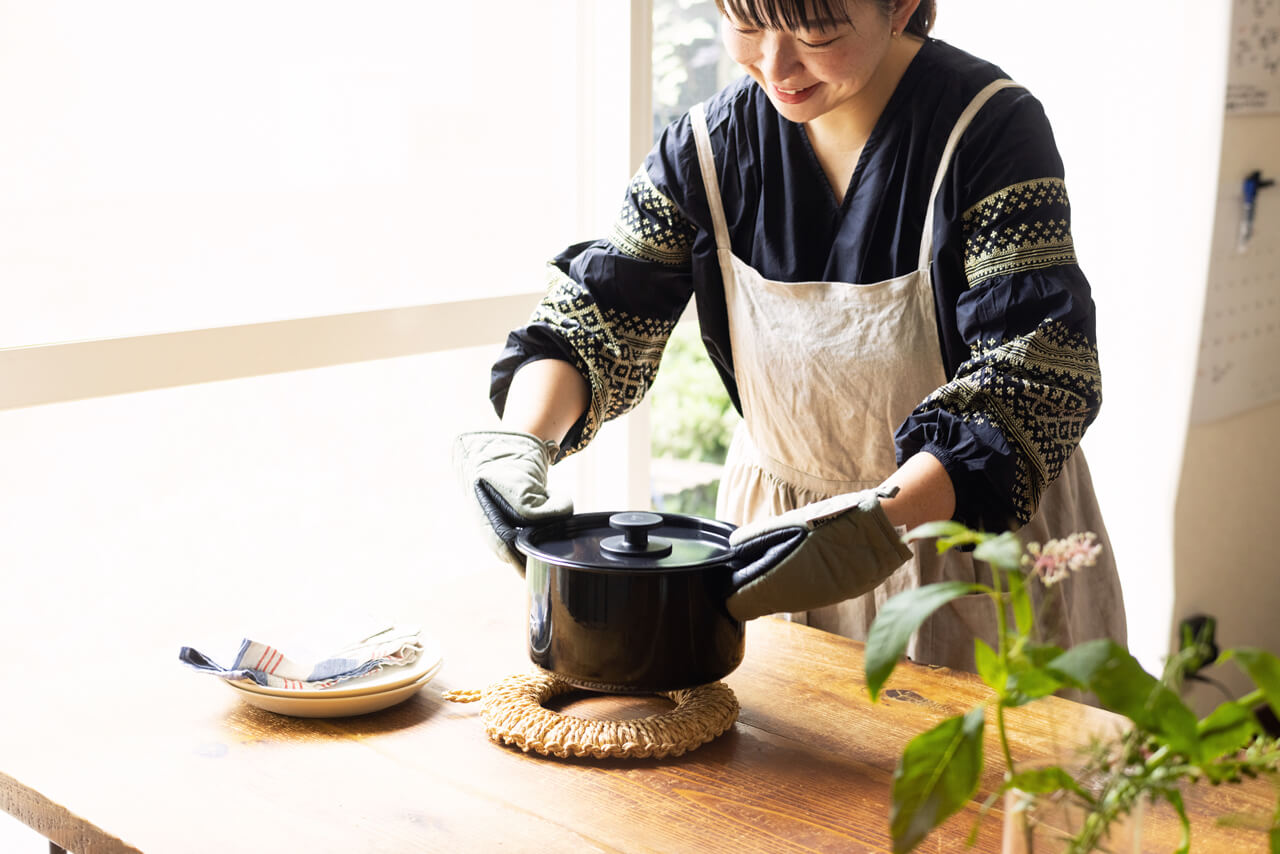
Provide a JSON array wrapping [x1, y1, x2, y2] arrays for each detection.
[[179, 625, 423, 691]]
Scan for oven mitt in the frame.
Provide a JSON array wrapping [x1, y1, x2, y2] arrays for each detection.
[[453, 430, 573, 574], [726, 487, 912, 621]]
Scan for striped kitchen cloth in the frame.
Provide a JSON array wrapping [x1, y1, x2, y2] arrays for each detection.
[[179, 625, 424, 690]]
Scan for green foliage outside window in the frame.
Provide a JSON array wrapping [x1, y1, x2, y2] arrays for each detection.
[[653, 0, 723, 138], [647, 323, 740, 517], [648, 321, 739, 465]]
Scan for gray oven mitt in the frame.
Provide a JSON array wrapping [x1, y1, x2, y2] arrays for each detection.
[[726, 487, 913, 621], [453, 430, 573, 574]]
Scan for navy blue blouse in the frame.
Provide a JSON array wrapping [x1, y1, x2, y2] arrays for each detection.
[[491, 39, 1101, 532]]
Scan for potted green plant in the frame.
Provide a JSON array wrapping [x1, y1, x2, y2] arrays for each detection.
[[865, 521, 1280, 853]]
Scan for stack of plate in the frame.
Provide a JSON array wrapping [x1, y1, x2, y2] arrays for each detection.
[[226, 639, 444, 718]]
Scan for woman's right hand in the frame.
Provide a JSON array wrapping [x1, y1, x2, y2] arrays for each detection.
[[453, 430, 574, 574]]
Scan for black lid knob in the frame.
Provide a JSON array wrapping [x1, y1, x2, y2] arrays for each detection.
[[600, 512, 672, 558]]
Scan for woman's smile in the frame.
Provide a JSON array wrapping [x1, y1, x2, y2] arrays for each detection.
[[772, 82, 819, 104]]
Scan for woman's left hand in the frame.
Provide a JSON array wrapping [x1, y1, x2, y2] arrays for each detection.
[[726, 488, 913, 621]]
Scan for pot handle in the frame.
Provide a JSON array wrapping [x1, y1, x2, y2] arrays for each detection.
[[726, 527, 807, 590], [473, 481, 570, 572]]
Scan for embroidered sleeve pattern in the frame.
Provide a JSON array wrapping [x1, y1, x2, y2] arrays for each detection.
[[962, 178, 1077, 287], [531, 265, 677, 454], [608, 168, 697, 266], [919, 319, 1101, 525]]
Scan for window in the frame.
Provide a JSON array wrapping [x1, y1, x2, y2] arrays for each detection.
[[647, 0, 741, 516], [0, 3, 653, 609], [2, 2, 590, 347]]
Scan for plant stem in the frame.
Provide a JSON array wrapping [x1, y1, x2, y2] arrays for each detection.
[[1145, 744, 1170, 769], [986, 569, 1017, 777], [990, 576, 1008, 661], [996, 701, 1016, 775]]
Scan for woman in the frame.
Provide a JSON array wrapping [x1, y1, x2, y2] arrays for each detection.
[[455, 0, 1127, 670]]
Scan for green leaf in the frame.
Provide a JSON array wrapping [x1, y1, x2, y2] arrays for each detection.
[[1048, 639, 1201, 758], [1006, 765, 1094, 804], [903, 520, 971, 542], [1196, 699, 1260, 760], [973, 638, 1003, 691], [1228, 648, 1280, 718], [1003, 644, 1067, 706], [903, 521, 993, 556], [973, 531, 1024, 572], [1005, 669, 1065, 707], [1025, 643, 1067, 665], [1043, 638, 1112, 689], [890, 708, 985, 854], [866, 582, 987, 701]]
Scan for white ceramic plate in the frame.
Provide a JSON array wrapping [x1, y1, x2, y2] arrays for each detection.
[[229, 639, 444, 699], [227, 664, 440, 718]]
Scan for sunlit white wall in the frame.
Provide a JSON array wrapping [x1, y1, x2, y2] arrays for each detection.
[[933, 2, 1229, 674], [0, 1, 583, 347]]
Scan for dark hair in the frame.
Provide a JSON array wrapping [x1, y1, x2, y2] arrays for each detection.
[[714, 0, 935, 38]]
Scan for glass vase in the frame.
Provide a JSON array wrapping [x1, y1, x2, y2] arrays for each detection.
[[1002, 787, 1144, 854]]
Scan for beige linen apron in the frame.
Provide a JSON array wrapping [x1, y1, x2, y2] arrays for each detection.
[[690, 83, 1126, 671]]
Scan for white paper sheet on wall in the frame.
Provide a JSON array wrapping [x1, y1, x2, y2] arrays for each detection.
[[1190, 246, 1280, 424], [1226, 0, 1280, 114], [1189, 120, 1280, 424]]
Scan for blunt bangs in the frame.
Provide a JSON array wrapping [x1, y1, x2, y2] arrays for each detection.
[[716, 0, 854, 32]]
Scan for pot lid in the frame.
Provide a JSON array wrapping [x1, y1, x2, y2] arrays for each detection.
[[516, 511, 736, 572]]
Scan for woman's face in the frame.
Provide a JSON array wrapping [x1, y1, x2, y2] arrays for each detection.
[[721, 1, 896, 124]]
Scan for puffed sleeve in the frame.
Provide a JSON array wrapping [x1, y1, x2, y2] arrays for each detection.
[[895, 89, 1102, 532], [490, 122, 701, 457]]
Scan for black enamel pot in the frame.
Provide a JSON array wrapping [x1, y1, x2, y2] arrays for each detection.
[[516, 510, 745, 693]]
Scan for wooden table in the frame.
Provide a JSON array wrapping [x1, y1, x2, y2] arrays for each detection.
[[1, 570, 1273, 853]]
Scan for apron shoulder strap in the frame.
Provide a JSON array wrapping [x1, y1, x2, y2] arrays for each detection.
[[690, 102, 734, 255], [918, 78, 1022, 271], [690, 101, 738, 289]]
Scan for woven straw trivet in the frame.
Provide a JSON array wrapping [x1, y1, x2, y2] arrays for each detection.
[[443, 670, 739, 760]]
